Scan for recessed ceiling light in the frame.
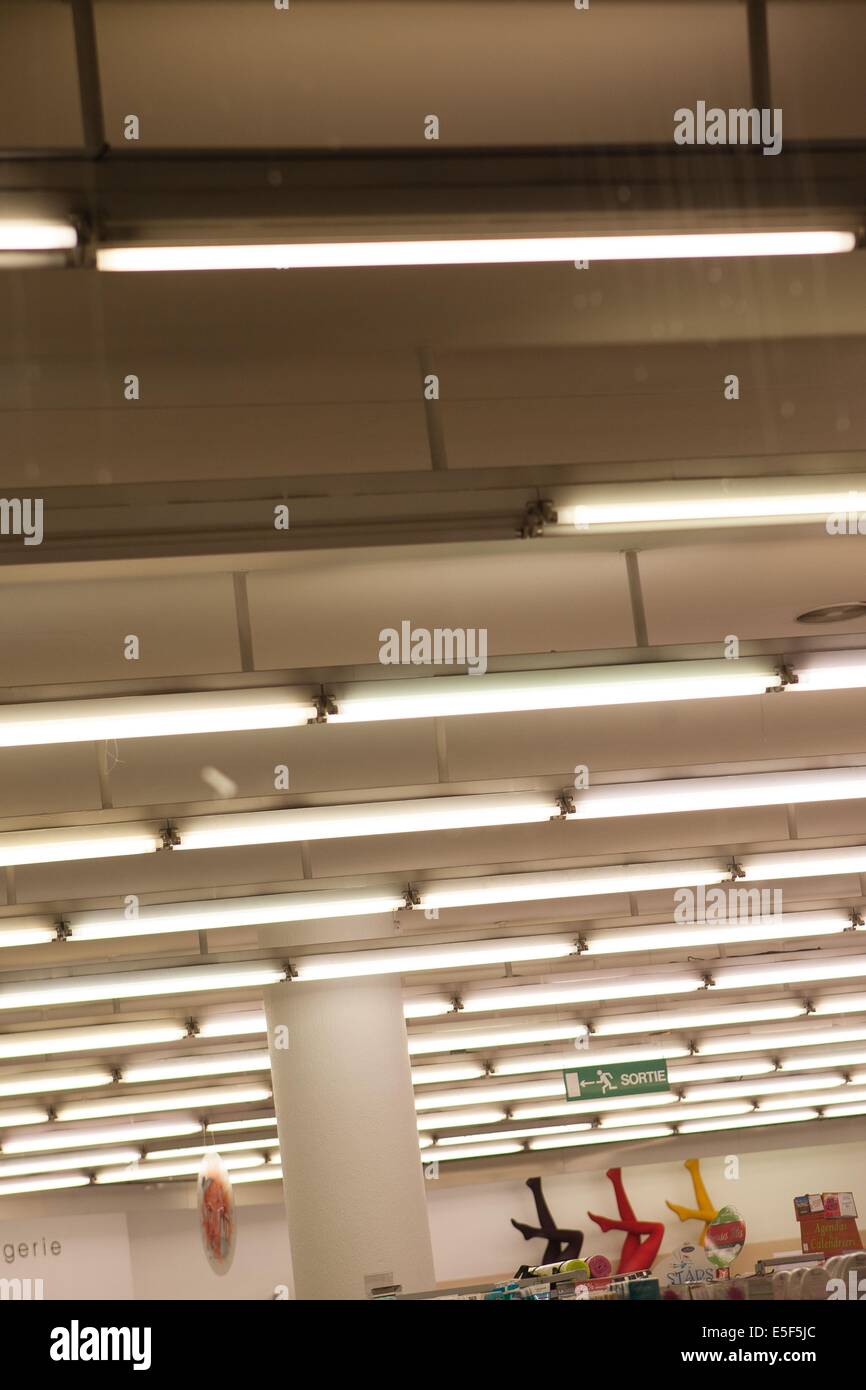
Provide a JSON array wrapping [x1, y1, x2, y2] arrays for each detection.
[[796, 603, 866, 624]]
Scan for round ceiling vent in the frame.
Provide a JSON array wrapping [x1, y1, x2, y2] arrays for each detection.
[[796, 602, 866, 624]]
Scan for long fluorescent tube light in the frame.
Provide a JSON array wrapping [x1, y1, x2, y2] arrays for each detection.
[[0, 1174, 90, 1196], [0, 962, 284, 1011], [5, 647, 866, 753], [0, 1069, 112, 1098], [411, 1063, 488, 1086], [783, 1048, 866, 1072], [232, 1166, 284, 1183], [415, 1081, 561, 1112], [294, 937, 577, 982], [0, 1021, 189, 1060], [0, 689, 316, 749], [554, 474, 866, 532], [56, 1084, 272, 1123], [0, 1149, 141, 1178], [95, 1153, 265, 1184], [331, 659, 781, 724], [421, 1142, 526, 1162], [14, 766, 866, 870], [417, 1107, 508, 1131], [0, 1107, 50, 1128], [2, 1119, 202, 1155], [0, 220, 78, 251], [0, 825, 159, 870], [583, 910, 852, 959], [699, 1022, 866, 1057], [66, 890, 403, 941], [206, 1116, 275, 1133], [177, 793, 554, 853], [434, 1123, 593, 1146], [601, 1101, 751, 1127], [197, 1014, 267, 1040], [407, 1021, 590, 1056], [685, 1073, 844, 1102], [529, 1125, 674, 1151], [96, 230, 856, 274], [0, 919, 60, 949], [144, 1138, 279, 1160], [760, 1086, 866, 1111], [120, 1053, 271, 1085], [678, 1109, 819, 1134]]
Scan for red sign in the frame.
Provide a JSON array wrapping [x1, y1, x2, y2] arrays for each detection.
[[799, 1215, 862, 1255]]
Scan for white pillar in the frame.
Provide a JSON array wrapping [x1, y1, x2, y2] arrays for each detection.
[[264, 975, 436, 1300]]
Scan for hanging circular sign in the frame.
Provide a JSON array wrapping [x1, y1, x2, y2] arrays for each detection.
[[197, 1151, 236, 1275], [705, 1206, 746, 1270]]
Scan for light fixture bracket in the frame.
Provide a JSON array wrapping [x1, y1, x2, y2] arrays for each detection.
[[728, 860, 746, 881], [403, 886, 421, 910], [159, 824, 181, 851], [768, 664, 799, 693], [308, 688, 338, 725], [520, 498, 558, 539], [555, 790, 576, 819]]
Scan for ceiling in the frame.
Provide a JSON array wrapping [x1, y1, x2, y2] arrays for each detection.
[[0, 0, 866, 1199]]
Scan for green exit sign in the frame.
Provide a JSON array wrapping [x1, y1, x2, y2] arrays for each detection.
[[564, 1059, 670, 1101]]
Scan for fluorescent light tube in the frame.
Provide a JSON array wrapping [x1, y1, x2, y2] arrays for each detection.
[[96, 230, 856, 273], [700, 1024, 866, 1056], [528, 1091, 680, 1119], [0, 688, 316, 749], [196, 1013, 267, 1039], [0, 825, 159, 869], [782, 1048, 866, 1072], [420, 1142, 525, 1162], [813, 993, 866, 1016], [567, 768, 866, 818], [790, 652, 866, 694], [601, 1101, 751, 1127], [0, 1069, 112, 1098], [821, 1102, 866, 1119], [145, 1138, 279, 1160], [411, 1064, 488, 1086], [670, 1059, 775, 1083], [0, 1149, 141, 1178], [0, 962, 284, 1011], [678, 1109, 819, 1134], [417, 1108, 508, 1130], [66, 889, 403, 941], [2, 1119, 202, 1154], [121, 1053, 271, 1085], [585, 911, 851, 958], [760, 1086, 866, 1111], [422, 865, 726, 912], [177, 792, 554, 852], [0, 919, 60, 949], [0, 220, 78, 251], [295, 936, 577, 982], [415, 1081, 560, 1111], [452, 974, 702, 1016], [56, 1084, 272, 1122], [232, 1166, 285, 1183], [712, 958, 866, 992], [407, 1021, 590, 1056], [331, 659, 781, 725], [592, 1002, 803, 1036], [433, 1123, 593, 1146], [206, 1116, 275, 1133], [555, 475, 866, 531], [529, 1125, 674, 1151], [495, 1043, 692, 1077], [96, 1153, 265, 1184], [0, 1107, 50, 1128], [686, 1073, 844, 1102], [0, 1021, 188, 1060], [0, 1174, 90, 1196]]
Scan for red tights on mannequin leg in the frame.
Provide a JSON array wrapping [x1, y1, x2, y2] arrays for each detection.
[[587, 1168, 665, 1274]]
